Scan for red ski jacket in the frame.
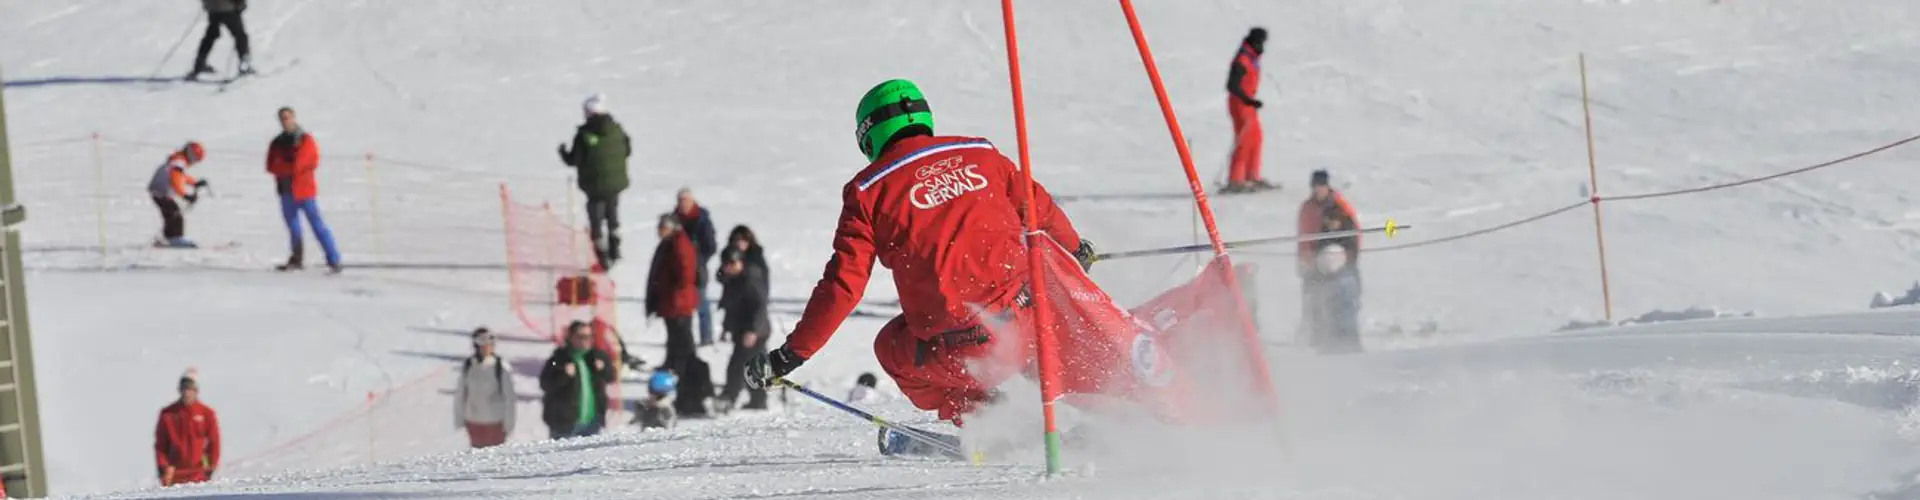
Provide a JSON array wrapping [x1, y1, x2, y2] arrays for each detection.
[[646, 231, 700, 319], [154, 400, 220, 480], [785, 135, 1082, 358], [266, 131, 321, 200], [1298, 190, 1359, 263]]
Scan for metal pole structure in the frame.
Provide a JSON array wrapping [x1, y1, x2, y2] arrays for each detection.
[[1579, 53, 1615, 322], [1115, 0, 1280, 417], [997, 0, 1066, 476], [0, 64, 52, 498]]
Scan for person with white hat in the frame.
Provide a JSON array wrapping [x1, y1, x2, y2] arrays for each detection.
[[558, 92, 634, 270]]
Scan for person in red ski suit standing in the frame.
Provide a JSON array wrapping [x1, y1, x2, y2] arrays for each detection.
[[155, 372, 220, 487], [745, 80, 1097, 425], [1224, 27, 1272, 193]]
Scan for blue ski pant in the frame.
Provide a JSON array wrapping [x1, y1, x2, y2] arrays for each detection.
[[280, 195, 341, 266]]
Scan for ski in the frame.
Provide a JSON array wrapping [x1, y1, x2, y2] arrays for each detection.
[[216, 58, 303, 93], [772, 378, 975, 462]]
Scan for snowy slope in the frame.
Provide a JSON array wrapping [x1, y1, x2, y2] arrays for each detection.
[[4, 0, 1920, 498]]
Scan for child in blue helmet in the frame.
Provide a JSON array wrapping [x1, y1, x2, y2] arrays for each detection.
[[632, 368, 679, 430]]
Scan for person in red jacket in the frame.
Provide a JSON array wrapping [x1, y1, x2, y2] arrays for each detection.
[[646, 213, 713, 416], [154, 371, 220, 487], [745, 80, 1100, 426], [266, 106, 343, 273], [1297, 169, 1363, 353], [1224, 27, 1273, 193]]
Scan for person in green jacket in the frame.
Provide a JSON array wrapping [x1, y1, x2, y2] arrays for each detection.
[[540, 321, 615, 439], [558, 93, 633, 269]]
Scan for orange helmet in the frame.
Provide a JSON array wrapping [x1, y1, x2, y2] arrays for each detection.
[[181, 141, 207, 164]]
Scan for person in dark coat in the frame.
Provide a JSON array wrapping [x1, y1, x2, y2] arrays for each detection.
[[715, 225, 771, 412], [539, 322, 615, 439], [646, 214, 712, 417], [559, 93, 633, 269], [189, 0, 251, 80], [672, 188, 720, 345]]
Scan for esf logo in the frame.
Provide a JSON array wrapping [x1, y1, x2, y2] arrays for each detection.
[[917, 155, 965, 179], [909, 164, 989, 209], [1130, 332, 1176, 387]]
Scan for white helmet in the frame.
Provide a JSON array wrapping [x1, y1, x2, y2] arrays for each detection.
[[1316, 245, 1347, 274]]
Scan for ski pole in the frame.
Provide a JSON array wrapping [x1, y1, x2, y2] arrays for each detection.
[[771, 378, 971, 460], [1094, 218, 1410, 261], [147, 11, 205, 83]]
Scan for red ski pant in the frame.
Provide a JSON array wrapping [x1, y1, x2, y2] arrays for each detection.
[[1227, 99, 1263, 184], [873, 305, 1150, 425]]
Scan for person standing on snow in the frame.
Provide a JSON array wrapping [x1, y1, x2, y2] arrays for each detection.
[[1296, 169, 1362, 354], [744, 79, 1099, 428], [154, 371, 220, 487], [147, 142, 211, 248], [558, 93, 632, 270], [187, 0, 251, 81], [267, 107, 343, 273], [646, 214, 714, 418], [539, 322, 615, 439], [1223, 27, 1273, 194], [715, 225, 771, 413], [454, 328, 517, 449], [671, 188, 719, 345]]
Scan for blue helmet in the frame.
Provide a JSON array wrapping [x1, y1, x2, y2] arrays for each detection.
[[648, 370, 679, 395]]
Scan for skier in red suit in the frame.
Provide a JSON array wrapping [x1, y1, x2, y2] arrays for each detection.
[[1224, 27, 1273, 193], [746, 80, 1101, 425]]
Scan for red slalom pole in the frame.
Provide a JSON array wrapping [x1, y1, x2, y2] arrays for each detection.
[[1115, 0, 1280, 418], [999, 0, 1066, 475]]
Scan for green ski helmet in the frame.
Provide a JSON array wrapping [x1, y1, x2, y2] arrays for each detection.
[[855, 79, 934, 162]]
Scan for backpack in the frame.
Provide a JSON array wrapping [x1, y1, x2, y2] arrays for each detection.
[[459, 355, 506, 398]]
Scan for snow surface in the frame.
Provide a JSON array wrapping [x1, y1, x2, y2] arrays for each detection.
[[4, 0, 1920, 498]]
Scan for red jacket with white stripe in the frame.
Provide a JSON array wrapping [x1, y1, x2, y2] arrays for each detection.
[[785, 135, 1082, 358]]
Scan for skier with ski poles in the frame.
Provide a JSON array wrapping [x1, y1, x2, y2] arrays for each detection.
[[148, 142, 211, 248], [1222, 27, 1272, 194], [747, 79, 1120, 440]]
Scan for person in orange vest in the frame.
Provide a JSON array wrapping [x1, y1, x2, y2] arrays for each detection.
[[1224, 27, 1274, 193], [154, 371, 220, 487], [148, 142, 211, 248], [1296, 169, 1363, 354]]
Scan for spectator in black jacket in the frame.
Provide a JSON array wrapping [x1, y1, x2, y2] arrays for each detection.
[[539, 322, 615, 439], [189, 0, 252, 80], [716, 225, 771, 412], [672, 188, 720, 346]]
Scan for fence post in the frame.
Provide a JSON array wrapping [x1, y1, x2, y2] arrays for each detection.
[[365, 153, 385, 262], [92, 133, 108, 267], [1579, 53, 1615, 323]]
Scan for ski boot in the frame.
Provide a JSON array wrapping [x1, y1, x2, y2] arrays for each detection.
[[1251, 178, 1278, 191], [236, 56, 255, 76], [184, 64, 215, 82], [276, 252, 304, 272]]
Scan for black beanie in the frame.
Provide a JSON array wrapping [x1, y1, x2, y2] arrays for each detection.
[[1310, 169, 1330, 186]]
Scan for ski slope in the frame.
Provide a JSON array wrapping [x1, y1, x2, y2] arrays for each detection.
[[4, 0, 1920, 498]]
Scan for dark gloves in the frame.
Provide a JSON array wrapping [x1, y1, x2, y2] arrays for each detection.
[[1073, 238, 1098, 271], [1249, 99, 1264, 109], [556, 144, 573, 165], [744, 345, 806, 390], [184, 194, 199, 205], [194, 179, 209, 188]]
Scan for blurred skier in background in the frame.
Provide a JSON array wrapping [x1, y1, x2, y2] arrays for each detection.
[[1296, 169, 1362, 354], [540, 322, 615, 439], [154, 370, 220, 487], [558, 93, 633, 270], [187, 0, 251, 81], [147, 141, 210, 248], [1223, 27, 1273, 194]]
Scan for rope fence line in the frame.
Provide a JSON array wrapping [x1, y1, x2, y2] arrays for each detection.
[[222, 365, 451, 472], [1599, 132, 1920, 202]]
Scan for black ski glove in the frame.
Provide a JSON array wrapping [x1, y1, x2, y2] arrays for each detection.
[[184, 194, 199, 205], [556, 144, 572, 165], [1073, 238, 1098, 271], [194, 179, 209, 188], [745, 345, 806, 390], [1251, 99, 1264, 109]]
